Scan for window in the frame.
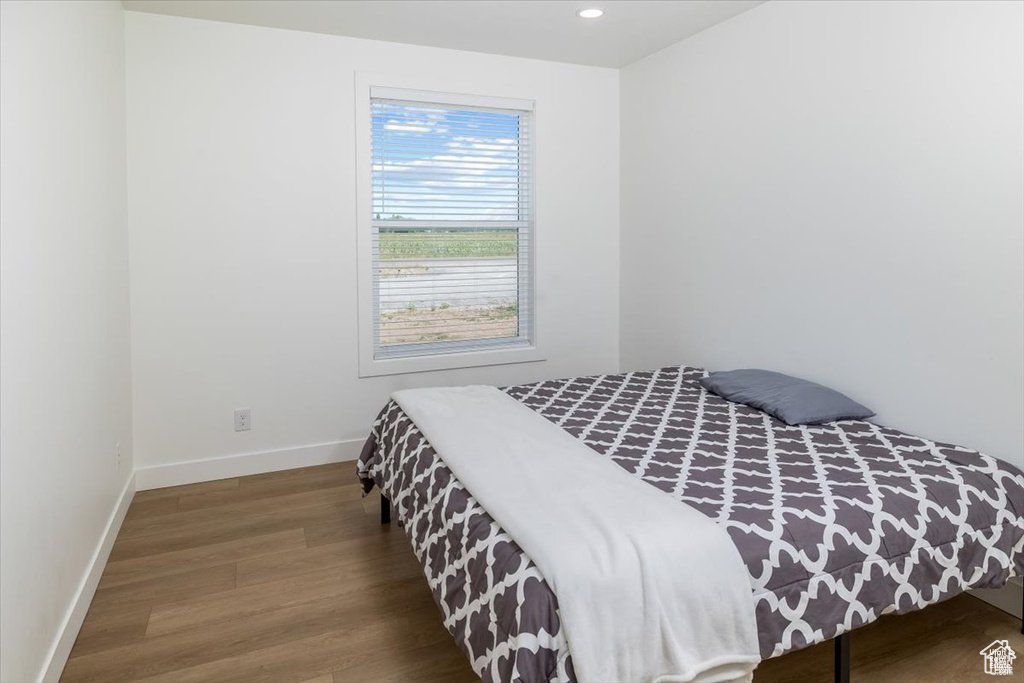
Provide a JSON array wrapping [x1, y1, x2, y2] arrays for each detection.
[[358, 84, 537, 375]]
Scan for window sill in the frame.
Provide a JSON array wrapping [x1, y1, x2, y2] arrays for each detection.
[[358, 344, 545, 378]]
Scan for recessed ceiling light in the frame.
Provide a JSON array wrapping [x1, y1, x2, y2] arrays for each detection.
[[577, 8, 604, 19]]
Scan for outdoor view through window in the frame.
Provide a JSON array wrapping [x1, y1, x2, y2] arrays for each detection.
[[371, 96, 533, 359]]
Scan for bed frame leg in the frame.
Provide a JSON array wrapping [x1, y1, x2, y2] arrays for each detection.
[[1020, 588, 1023, 635], [380, 494, 391, 525], [834, 632, 850, 683]]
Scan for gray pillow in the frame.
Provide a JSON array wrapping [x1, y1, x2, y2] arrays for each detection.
[[699, 369, 875, 426]]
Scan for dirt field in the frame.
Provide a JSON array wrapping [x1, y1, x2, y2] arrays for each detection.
[[379, 304, 517, 345]]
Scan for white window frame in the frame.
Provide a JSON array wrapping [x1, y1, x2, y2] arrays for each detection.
[[355, 73, 544, 377]]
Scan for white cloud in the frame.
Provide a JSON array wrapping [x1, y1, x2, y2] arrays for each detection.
[[373, 111, 525, 220]]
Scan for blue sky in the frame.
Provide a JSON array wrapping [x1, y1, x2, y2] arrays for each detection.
[[371, 101, 527, 222]]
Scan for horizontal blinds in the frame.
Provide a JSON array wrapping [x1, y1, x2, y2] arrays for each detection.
[[371, 96, 533, 358], [371, 99, 531, 221]]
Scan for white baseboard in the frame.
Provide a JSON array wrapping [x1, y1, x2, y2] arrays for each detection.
[[39, 473, 136, 683], [37, 440, 364, 681], [133, 439, 365, 491], [970, 576, 1024, 620]]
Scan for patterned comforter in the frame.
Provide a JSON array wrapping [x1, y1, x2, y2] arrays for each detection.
[[357, 366, 1024, 683]]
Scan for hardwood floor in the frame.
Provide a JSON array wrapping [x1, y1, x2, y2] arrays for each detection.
[[62, 463, 1023, 683]]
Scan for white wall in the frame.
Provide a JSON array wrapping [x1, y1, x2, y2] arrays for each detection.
[[125, 12, 620, 484], [0, 2, 134, 681], [620, 0, 1024, 469]]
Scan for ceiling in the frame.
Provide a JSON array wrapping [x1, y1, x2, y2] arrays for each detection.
[[120, 1, 764, 68]]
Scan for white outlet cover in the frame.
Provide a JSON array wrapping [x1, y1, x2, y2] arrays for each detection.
[[234, 408, 251, 432]]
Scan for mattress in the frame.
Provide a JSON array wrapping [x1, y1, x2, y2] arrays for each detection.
[[357, 366, 1024, 683]]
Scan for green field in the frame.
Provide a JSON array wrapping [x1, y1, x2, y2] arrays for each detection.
[[378, 230, 517, 260]]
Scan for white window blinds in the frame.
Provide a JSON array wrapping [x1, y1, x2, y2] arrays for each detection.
[[370, 93, 534, 359]]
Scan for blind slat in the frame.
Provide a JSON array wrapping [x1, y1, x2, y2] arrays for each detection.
[[371, 95, 533, 357]]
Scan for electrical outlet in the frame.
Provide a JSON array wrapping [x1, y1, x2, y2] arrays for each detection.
[[234, 408, 251, 432], [116, 442, 122, 471]]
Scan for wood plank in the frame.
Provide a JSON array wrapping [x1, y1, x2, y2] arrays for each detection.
[[973, 595, 1024, 644], [120, 486, 363, 538], [146, 553, 423, 638], [133, 599, 454, 683], [59, 463, 1024, 683], [62, 576, 429, 683], [332, 640, 478, 683], [89, 563, 236, 613], [66, 604, 152, 658], [123, 496, 179, 521], [360, 488, 381, 517], [132, 478, 239, 502], [108, 501, 365, 562], [302, 512, 398, 547], [235, 529, 411, 588], [239, 462, 348, 487], [298, 675, 335, 683], [99, 529, 306, 589], [177, 467, 359, 512]]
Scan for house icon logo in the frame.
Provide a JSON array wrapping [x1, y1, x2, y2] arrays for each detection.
[[980, 640, 1016, 676]]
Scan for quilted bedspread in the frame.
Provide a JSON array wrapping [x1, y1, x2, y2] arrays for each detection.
[[357, 366, 1024, 683]]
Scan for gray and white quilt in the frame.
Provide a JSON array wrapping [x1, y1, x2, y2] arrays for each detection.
[[357, 366, 1024, 683]]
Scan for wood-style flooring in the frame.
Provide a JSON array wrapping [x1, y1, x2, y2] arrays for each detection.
[[61, 462, 1023, 683]]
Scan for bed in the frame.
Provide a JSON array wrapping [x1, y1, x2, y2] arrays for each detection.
[[357, 365, 1024, 682]]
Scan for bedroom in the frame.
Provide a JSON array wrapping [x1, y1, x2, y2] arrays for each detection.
[[0, 1, 1021, 682]]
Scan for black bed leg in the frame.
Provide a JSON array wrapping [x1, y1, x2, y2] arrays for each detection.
[[834, 633, 850, 683], [1020, 587, 1023, 635], [380, 494, 391, 525]]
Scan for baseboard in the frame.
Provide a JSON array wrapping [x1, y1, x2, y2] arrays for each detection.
[[35, 440, 364, 680], [969, 576, 1023, 620], [39, 473, 136, 683], [133, 439, 365, 491]]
